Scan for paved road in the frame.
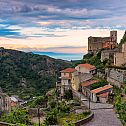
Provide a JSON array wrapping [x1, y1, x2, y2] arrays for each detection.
[[73, 90, 122, 126]]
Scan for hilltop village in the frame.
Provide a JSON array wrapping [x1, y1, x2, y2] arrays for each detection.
[[1, 31, 126, 126], [60, 30, 126, 102]]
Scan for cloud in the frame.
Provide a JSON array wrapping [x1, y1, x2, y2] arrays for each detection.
[[0, 29, 124, 54], [0, 0, 126, 31], [14, 46, 87, 54], [0, 28, 21, 38], [0, 0, 126, 56]]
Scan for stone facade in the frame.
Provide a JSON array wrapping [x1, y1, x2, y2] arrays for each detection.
[[0, 92, 11, 112], [106, 68, 126, 87], [101, 48, 119, 64], [88, 31, 117, 54], [114, 43, 126, 66]]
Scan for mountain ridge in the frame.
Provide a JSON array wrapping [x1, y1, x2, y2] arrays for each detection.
[[0, 47, 71, 98]]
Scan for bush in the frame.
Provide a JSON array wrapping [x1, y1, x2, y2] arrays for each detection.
[[45, 112, 57, 125], [90, 79, 108, 90], [49, 101, 57, 109], [64, 89, 73, 100], [0, 107, 31, 125]]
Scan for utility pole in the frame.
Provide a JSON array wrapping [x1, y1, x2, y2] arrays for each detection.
[[55, 70, 59, 107], [89, 94, 90, 110], [78, 72, 81, 105], [38, 107, 40, 126], [79, 90, 81, 105]]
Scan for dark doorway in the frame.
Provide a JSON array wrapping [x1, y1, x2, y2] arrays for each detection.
[[97, 97, 100, 102]]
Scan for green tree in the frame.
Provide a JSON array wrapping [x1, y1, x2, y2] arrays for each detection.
[[45, 111, 57, 125], [115, 95, 121, 113], [119, 31, 126, 46], [0, 107, 31, 125], [123, 86, 126, 94], [64, 89, 73, 100]]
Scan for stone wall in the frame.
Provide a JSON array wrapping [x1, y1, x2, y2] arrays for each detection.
[[97, 71, 106, 79], [106, 68, 126, 87], [0, 122, 17, 126], [114, 52, 126, 66], [75, 112, 94, 126], [100, 49, 118, 63], [88, 37, 109, 53], [113, 43, 126, 66], [88, 31, 117, 54], [101, 51, 110, 62]]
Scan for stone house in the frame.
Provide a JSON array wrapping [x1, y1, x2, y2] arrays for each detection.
[[91, 85, 113, 103], [88, 31, 117, 54], [81, 79, 99, 98], [81, 79, 113, 103], [0, 92, 11, 112], [60, 66, 93, 95], [75, 63, 96, 75]]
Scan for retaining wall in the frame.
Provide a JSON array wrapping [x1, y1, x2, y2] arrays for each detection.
[[74, 112, 94, 126]]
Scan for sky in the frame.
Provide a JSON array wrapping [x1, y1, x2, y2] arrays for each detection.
[[0, 0, 126, 59]]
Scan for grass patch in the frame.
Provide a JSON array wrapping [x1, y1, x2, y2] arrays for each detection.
[[58, 111, 91, 125]]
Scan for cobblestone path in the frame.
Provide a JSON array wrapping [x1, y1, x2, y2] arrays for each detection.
[[73, 90, 122, 126]]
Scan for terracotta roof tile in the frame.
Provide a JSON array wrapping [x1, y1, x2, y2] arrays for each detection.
[[91, 85, 113, 94], [60, 68, 77, 73], [81, 79, 99, 87], [78, 63, 96, 69], [98, 92, 109, 98]]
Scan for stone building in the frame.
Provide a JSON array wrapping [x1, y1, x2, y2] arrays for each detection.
[[81, 80, 113, 103], [75, 63, 96, 75], [81, 79, 99, 98], [60, 67, 93, 95], [91, 85, 113, 103], [88, 31, 117, 54], [114, 43, 126, 66], [60, 68, 77, 95], [101, 48, 120, 64], [0, 91, 11, 112]]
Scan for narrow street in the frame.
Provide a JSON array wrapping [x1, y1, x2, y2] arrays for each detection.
[[73, 90, 122, 126]]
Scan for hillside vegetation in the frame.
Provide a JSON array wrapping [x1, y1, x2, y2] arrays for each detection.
[[119, 31, 126, 46], [0, 47, 71, 98], [72, 50, 105, 70]]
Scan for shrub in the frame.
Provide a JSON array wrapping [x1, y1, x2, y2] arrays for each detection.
[[64, 89, 73, 100]]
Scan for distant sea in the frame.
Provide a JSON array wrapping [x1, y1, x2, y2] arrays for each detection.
[[33, 52, 84, 61]]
